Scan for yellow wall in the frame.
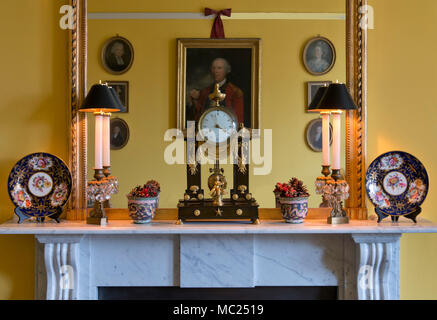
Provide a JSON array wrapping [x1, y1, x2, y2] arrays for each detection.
[[368, 0, 437, 299], [0, 0, 68, 298], [0, 0, 436, 299], [88, 0, 345, 13], [87, 3, 346, 209]]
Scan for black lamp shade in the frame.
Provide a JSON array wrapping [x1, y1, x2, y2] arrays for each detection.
[[109, 87, 126, 113], [79, 84, 121, 112], [308, 86, 329, 112], [312, 83, 357, 112]]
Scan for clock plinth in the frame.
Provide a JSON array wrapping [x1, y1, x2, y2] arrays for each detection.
[[178, 159, 259, 223], [177, 198, 259, 223]]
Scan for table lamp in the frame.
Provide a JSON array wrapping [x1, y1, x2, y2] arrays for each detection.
[[308, 84, 331, 178], [309, 84, 332, 208], [79, 82, 121, 225], [309, 82, 357, 224]]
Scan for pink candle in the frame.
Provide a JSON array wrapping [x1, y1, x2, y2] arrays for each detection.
[[94, 113, 103, 169], [102, 114, 110, 167], [331, 112, 342, 170], [321, 112, 330, 166]]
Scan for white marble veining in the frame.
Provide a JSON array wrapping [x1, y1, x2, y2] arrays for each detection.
[[180, 235, 254, 288], [254, 235, 344, 286], [92, 235, 177, 287], [14, 217, 437, 300], [2, 217, 437, 235]]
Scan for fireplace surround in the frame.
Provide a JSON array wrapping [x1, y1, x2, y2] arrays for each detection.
[[1, 217, 436, 300]]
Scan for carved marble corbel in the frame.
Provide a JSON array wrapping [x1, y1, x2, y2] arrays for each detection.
[[35, 235, 84, 300], [352, 234, 401, 300]]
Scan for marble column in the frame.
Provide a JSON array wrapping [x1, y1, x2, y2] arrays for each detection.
[[352, 234, 401, 300], [35, 235, 84, 300]]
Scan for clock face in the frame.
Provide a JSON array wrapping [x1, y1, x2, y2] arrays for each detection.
[[198, 107, 237, 144]]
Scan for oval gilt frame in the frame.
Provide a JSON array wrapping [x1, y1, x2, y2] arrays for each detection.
[[110, 117, 130, 150], [101, 35, 134, 75], [305, 118, 333, 152], [303, 36, 336, 76]]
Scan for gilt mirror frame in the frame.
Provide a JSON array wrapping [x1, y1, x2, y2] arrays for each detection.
[[67, 0, 367, 220]]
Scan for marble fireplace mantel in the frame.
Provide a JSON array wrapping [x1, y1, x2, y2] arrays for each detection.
[[1, 217, 437, 300]]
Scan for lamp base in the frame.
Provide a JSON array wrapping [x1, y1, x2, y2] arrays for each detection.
[[321, 165, 331, 177], [86, 199, 108, 226], [103, 165, 111, 177], [327, 216, 349, 225], [331, 168, 342, 181], [93, 168, 105, 181], [315, 166, 333, 208], [86, 216, 108, 226]]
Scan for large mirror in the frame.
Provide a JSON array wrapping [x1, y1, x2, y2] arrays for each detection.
[[68, 0, 367, 219]]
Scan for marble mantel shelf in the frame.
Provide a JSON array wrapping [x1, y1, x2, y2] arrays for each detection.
[[6, 216, 437, 300], [1, 217, 437, 235]]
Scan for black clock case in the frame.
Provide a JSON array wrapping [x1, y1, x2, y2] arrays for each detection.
[[177, 138, 259, 223]]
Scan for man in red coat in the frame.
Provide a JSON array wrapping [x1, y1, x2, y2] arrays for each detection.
[[189, 58, 244, 124]]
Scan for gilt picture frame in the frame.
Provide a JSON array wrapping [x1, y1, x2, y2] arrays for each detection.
[[177, 38, 261, 131], [110, 118, 130, 150], [106, 81, 129, 113], [305, 118, 333, 152], [307, 81, 332, 110], [303, 36, 336, 75], [101, 36, 134, 75], [69, 0, 368, 221]]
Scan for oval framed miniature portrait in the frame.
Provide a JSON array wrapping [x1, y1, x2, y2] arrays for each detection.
[[303, 36, 336, 75], [305, 118, 333, 152], [101, 36, 134, 75], [110, 118, 130, 150]]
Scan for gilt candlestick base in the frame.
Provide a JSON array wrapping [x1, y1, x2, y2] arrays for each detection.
[[321, 165, 331, 177], [327, 215, 349, 225], [86, 169, 118, 225], [331, 168, 342, 181], [326, 171, 350, 225], [103, 165, 111, 177], [94, 168, 105, 181], [315, 165, 333, 208]]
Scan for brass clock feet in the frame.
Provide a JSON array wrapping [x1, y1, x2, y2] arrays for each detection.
[[252, 218, 260, 225], [176, 219, 184, 225]]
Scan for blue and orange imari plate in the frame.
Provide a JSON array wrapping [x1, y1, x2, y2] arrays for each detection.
[[7, 153, 72, 222], [365, 151, 428, 221]]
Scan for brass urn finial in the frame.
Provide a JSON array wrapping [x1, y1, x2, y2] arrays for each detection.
[[208, 83, 226, 107]]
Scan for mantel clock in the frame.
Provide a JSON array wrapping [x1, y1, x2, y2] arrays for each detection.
[[177, 84, 260, 224]]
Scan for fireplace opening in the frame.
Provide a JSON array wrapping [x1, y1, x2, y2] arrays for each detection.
[[98, 286, 337, 300]]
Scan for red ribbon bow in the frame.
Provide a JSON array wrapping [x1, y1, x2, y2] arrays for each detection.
[[204, 8, 232, 38]]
